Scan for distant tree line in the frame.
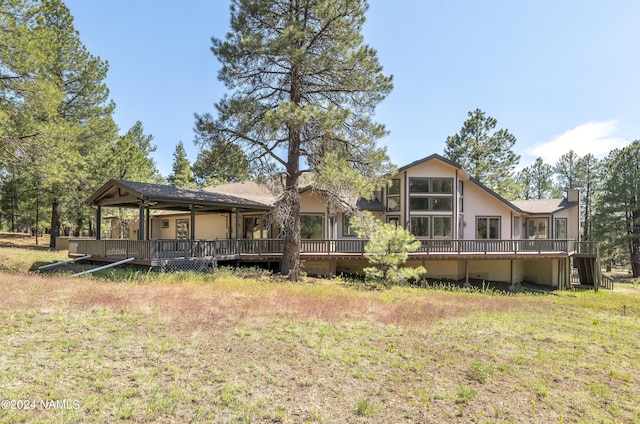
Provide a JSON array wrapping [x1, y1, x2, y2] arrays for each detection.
[[0, 0, 248, 245]]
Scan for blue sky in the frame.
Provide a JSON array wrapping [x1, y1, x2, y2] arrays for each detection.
[[64, 0, 640, 177]]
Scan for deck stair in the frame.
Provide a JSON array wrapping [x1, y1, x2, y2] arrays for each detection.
[[572, 256, 613, 290], [576, 257, 595, 285]]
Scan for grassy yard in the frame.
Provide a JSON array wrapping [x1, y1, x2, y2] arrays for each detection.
[[0, 236, 639, 423]]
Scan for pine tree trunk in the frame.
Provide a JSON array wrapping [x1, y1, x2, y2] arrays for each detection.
[[281, 184, 301, 281], [280, 64, 303, 281], [632, 209, 640, 278], [49, 199, 62, 249]]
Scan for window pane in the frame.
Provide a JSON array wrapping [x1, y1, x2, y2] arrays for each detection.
[[343, 215, 356, 236], [432, 178, 453, 193], [555, 218, 567, 238], [176, 219, 189, 239], [244, 217, 265, 239], [410, 217, 429, 237], [387, 179, 400, 195], [476, 218, 487, 239], [301, 215, 323, 239], [432, 197, 452, 211], [409, 197, 430, 211], [409, 178, 430, 193], [387, 195, 400, 212], [489, 218, 500, 239], [513, 217, 520, 238], [527, 218, 548, 239], [433, 217, 452, 237], [387, 216, 400, 226]]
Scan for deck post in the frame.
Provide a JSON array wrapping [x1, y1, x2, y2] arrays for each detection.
[[464, 259, 469, 286], [566, 256, 572, 289], [510, 259, 516, 291], [96, 206, 102, 240]]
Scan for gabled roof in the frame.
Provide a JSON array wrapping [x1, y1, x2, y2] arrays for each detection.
[[86, 180, 271, 211], [398, 153, 469, 175], [511, 197, 578, 214], [398, 154, 582, 215], [397, 153, 525, 213]]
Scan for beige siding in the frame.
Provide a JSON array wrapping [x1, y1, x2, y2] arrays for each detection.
[[300, 190, 327, 214], [462, 184, 513, 240], [553, 207, 580, 240], [406, 259, 464, 280], [522, 259, 557, 287], [151, 213, 229, 239]]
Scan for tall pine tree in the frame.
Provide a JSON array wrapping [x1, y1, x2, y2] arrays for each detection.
[[444, 109, 520, 195], [206, 0, 394, 280], [593, 142, 640, 276], [1, 0, 117, 245], [167, 141, 196, 188], [192, 112, 251, 186]]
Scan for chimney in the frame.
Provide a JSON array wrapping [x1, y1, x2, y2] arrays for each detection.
[[567, 189, 579, 203]]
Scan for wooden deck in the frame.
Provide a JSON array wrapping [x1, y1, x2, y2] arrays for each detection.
[[68, 238, 598, 266]]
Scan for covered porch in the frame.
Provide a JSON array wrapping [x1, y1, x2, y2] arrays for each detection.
[[86, 179, 272, 242]]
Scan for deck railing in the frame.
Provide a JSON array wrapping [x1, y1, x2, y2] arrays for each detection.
[[69, 238, 596, 261], [416, 239, 577, 254], [69, 239, 152, 259]]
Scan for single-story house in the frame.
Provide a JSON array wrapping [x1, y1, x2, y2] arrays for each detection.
[[71, 154, 600, 289]]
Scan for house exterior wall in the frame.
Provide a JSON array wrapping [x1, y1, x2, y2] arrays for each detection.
[[460, 183, 514, 241], [522, 259, 558, 287], [151, 213, 229, 239], [395, 160, 459, 237], [406, 259, 464, 280], [552, 208, 580, 240], [386, 159, 519, 242], [300, 190, 327, 214]]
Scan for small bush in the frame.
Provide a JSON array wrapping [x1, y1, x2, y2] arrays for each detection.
[[355, 397, 381, 416]]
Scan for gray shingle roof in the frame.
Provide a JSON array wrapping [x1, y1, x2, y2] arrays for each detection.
[[510, 198, 578, 214], [86, 180, 271, 211]]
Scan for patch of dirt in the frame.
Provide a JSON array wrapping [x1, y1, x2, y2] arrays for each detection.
[[0, 233, 51, 249]]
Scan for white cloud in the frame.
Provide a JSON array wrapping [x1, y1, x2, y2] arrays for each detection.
[[527, 120, 629, 165]]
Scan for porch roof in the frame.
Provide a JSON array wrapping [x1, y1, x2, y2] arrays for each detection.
[[86, 179, 272, 212]]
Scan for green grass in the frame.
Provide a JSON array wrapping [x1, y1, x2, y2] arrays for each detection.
[[1, 242, 639, 423]]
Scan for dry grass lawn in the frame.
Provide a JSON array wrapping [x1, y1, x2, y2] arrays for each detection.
[[1, 235, 639, 423]]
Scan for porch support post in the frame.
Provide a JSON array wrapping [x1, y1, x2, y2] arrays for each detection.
[[190, 205, 196, 240], [464, 259, 469, 286], [138, 203, 145, 241], [96, 206, 102, 240], [146, 209, 151, 240], [510, 259, 516, 292], [560, 258, 566, 291], [567, 257, 571, 289], [565, 256, 572, 289], [235, 208, 240, 240]]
